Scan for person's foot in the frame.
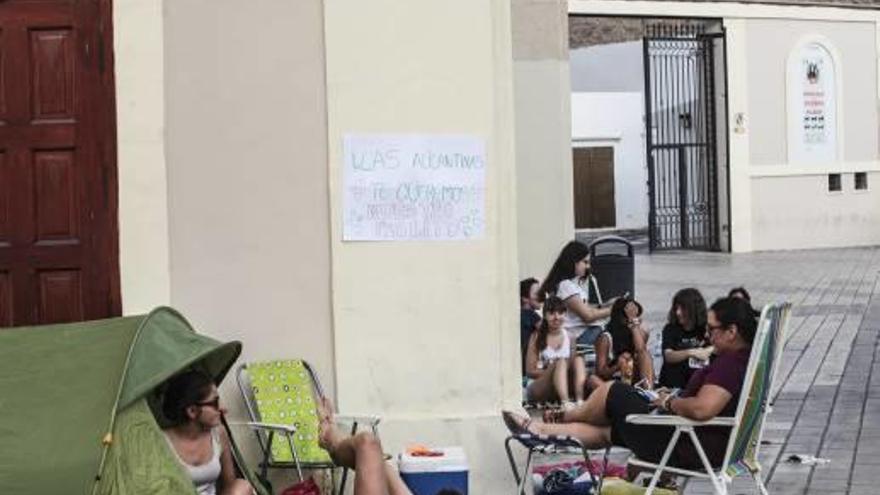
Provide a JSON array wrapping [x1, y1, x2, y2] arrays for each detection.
[[501, 410, 536, 436], [316, 396, 344, 454]]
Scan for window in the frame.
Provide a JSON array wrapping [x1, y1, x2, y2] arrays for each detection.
[[855, 172, 868, 191], [828, 173, 842, 192]]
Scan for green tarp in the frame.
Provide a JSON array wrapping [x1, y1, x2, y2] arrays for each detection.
[[0, 307, 244, 495]]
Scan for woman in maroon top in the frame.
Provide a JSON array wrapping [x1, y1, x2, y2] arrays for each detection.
[[503, 296, 757, 469]]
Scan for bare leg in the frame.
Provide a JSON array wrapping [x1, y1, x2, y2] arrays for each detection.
[[561, 380, 614, 426], [505, 411, 612, 448], [526, 361, 563, 403], [553, 358, 570, 402], [587, 374, 606, 392], [220, 479, 255, 495], [318, 398, 412, 495], [570, 355, 587, 402]]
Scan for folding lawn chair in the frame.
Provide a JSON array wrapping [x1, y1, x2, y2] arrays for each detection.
[[504, 429, 614, 495], [625, 302, 792, 495], [236, 359, 380, 495]]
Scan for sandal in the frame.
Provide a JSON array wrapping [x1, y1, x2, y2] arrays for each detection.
[[543, 408, 565, 424], [501, 410, 535, 436]]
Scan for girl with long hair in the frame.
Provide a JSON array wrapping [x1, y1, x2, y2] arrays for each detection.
[[538, 241, 612, 346], [658, 288, 713, 389], [593, 297, 655, 388], [524, 296, 589, 404]]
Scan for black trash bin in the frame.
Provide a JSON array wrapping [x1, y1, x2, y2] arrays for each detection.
[[588, 236, 634, 302]]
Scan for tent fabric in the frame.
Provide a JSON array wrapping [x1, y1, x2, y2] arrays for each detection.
[[0, 307, 242, 495], [93, 399, 195, 495]]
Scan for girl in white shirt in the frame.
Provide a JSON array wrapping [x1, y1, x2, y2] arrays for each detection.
[[538, 241, 613, 346], [524, 297, 588, 403]]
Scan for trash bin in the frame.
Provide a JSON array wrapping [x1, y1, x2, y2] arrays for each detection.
[[399, 447, 468, 495], [588, 236, 634, 301]]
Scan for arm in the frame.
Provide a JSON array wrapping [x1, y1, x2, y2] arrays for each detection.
[[663, 347, 697, 364], [631, 325, 655, 387], [524, 332, 544, 379], [593, 334, 618, 380], [564, 296, 611, 324], [657, 384, 732, 421]]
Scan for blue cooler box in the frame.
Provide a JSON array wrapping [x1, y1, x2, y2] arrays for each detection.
[[398, 447, 468, 495]]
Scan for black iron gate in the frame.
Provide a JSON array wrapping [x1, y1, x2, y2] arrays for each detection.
[[643, 25, 724, 251]]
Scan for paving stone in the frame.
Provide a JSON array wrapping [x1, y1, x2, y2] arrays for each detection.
[[631, 247, 880, 494]]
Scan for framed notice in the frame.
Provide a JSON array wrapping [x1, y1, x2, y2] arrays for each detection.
[[786, 40, 838, 164], [343, 134, 486, 241]]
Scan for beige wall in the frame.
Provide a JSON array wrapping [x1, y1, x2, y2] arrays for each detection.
[[512, 0, 574, 279], [751, 173, 880, 249], [323, 0, 520, 491], [744, 18, 880, 250], [747, 19, 878, 165], [162, 0, 335, 396], [114, 0, 171, 312]]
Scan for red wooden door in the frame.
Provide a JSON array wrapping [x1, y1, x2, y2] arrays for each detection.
[[0, 0, 119, 327]]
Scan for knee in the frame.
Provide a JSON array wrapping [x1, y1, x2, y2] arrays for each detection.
[[229, 479, 254, 495], [352, 431, 381, 452]]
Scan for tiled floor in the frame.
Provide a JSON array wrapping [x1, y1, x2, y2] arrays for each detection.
[[632, 247, 880, 494]]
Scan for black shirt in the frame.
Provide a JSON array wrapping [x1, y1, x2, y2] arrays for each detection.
[[658, 322, 707, 389]]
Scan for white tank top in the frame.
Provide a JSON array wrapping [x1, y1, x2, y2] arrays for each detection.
[[164, 428, 222, 495], [539, 329, 571, 366]]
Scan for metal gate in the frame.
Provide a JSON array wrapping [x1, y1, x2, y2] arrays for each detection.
[[643, 25, 724, 251]]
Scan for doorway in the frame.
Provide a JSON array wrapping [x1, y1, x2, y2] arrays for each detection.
[[0, 0, 119, 326], [569, 17, 730, 251]]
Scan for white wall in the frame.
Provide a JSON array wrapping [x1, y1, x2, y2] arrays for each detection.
[[571, 92, 649, 229], [323, 1, 520, 492], [114, 0, 171, 313]]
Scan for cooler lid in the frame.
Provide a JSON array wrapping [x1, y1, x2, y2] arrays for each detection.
[[398, 447, 468, 473]]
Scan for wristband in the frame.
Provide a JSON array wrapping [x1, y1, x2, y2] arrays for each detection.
[[662, 395, 674, 412]]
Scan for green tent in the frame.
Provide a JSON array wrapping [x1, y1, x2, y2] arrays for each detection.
[[0, 306, 265, 495]]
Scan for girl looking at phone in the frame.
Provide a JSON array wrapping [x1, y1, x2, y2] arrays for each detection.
[[594, 297, 655, 388]]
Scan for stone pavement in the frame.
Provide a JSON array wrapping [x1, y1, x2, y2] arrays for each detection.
[[633, 246, 880, 494]]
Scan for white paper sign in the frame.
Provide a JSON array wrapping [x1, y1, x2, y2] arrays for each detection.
[[343, 134, 486, 241], [787, 42, 838, 164]]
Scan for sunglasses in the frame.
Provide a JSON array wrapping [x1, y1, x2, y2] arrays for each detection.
[[196, 397, 221, 409]]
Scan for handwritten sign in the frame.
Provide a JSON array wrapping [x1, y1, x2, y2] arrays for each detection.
[[787, 41, 837, 164], [343, 134, 486, 241]]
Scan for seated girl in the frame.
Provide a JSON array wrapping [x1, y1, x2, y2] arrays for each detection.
[[538, 241, 612, 347], [524, 296, 589, 405], [658, 288, 714, 389], [162, 370, 254, 495], [593, 297, 655, 388], [504, 297, 757, 470]]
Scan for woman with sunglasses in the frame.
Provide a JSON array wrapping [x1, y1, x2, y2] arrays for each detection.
[[503, 297, 758, 471], [162, 370, 253, 495]]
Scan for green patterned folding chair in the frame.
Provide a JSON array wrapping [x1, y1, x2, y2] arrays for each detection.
[[236, 359, 380, 495], [625, 302, 792, 495]]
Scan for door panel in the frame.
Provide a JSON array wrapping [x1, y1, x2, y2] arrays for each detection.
[[0, 0, 118, 327], [573, 146, 615, 229]]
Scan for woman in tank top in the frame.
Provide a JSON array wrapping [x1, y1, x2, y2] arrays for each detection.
[[162, 370, 253, 495], [524, 296, 589, 404]]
